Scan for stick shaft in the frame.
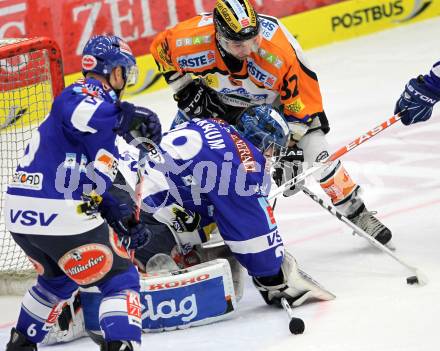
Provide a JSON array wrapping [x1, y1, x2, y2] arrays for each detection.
[[327, 114, 402, 162], [134, 149, 148, 221], [301, 186, 421, 275], [280, 297, 294, 318], [268, 113, 402, 200]]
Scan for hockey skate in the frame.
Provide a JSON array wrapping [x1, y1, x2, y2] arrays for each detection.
[[253, 252, 335, 307], [348, 205, 392, 246], [6, 328, 37, 351]]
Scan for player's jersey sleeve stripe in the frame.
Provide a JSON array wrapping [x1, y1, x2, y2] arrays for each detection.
[[224, 229, 280, 254], [297, 57, 318, 81], [71, 98, 104, 133], [277, 21, 318, 81]]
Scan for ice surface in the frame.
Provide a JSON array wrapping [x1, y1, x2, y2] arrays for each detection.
[[1, 17, 439, 351]]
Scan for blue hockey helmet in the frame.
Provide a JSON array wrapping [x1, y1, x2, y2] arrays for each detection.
[[235, 105, 290, 156], [81, 35, 138, 87]]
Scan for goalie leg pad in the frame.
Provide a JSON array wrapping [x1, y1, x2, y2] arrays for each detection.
[[141, 259, 236, 331], [80, 259, 236, 334], [253, 252, 335, 307], [198, 242, 245, 301]]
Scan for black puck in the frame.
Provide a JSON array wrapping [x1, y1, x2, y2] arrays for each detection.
[[289, 317, 305, 334], [406, 276, 419, 285]]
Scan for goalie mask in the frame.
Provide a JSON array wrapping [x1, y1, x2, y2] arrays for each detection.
[[81, 35, 138, 91], [235, 105, 289, 159]]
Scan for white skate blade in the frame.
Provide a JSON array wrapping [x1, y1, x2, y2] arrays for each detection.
[[385, 240, 396, 251]]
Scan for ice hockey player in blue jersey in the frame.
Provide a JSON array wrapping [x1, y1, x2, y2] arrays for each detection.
[[118, 104, 335, 306], [395, 61, 440, 125], [38, 105, 335, 344], [4, 35, 162, 351]]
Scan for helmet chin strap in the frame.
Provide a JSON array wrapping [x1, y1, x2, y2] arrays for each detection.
[[106, 67, 127, 99]]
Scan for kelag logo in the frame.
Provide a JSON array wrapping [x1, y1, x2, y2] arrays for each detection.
[[331, 0, 432, 31], [141, 276, 232, 330]]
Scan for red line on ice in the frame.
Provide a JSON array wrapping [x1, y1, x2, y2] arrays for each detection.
[[285, 198, 440, 246], [0, 321, 16, 330]]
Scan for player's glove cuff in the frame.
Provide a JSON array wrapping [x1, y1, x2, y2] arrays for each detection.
[[396, 76, 440, 125]]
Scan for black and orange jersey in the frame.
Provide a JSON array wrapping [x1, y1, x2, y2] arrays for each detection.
[[151, 13, 325, 124]]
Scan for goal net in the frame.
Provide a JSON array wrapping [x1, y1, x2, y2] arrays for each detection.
[[0, 37, 64, 294]]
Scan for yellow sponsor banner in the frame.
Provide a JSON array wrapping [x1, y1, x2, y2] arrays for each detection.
[[63, 0, 440, 96], [0, 82, 52, 132], [281, 0, 440, 50]]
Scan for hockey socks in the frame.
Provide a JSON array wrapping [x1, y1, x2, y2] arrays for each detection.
[[97, 266, 142, 344], [15, 275, 77, 343]]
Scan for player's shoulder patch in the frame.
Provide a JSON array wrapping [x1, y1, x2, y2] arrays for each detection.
[[95, 149, 118, 181], [259, 14, 279, 41], [198, 13, 214, 27], [168, 17, 216, 71]]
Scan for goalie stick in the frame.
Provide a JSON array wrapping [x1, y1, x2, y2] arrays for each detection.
[[301, 185, 428, 286], [269, 112, 404, 201]]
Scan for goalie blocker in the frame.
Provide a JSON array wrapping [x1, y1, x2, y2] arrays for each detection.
[[43, 258, 237, 344]]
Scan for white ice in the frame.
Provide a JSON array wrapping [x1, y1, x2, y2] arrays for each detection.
[[1, 17, 440, 351]]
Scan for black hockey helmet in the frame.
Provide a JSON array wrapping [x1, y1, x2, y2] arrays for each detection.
[[213, 0, 260, 42]]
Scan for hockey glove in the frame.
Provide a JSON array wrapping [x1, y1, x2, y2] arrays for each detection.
[[98, 193, 151, 249], [124, 222, 151, 250], [272, 145, 304, 197], [115, 102, 162, 148], [395, 75, 440, 125], [98, 193, 131, 237], [174, 78, 226, 119]]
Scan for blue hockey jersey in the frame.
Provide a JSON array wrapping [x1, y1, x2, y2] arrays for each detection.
[[118, 118, 284, 277], [5, 78, 121, 235]]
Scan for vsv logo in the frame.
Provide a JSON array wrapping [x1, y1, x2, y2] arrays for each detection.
[[10, 210, 58, 226], [266, 229, 284, 257], [142, 293, 198, 323], [266, 229, 282, 247]]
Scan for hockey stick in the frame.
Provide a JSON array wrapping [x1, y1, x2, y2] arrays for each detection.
[[301, 185, 428, 286], [124, 147, 149, 260], [268, 112, 403, 201], [134, 148, 149, 222], [0, 106, 27, 130], [280, 297, 305, 335]]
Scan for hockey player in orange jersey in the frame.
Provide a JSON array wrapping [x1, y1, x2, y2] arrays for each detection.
[[150, 0, 392, 245]]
